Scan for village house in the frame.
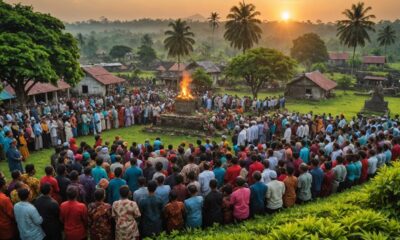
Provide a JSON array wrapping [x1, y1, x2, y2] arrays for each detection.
[[362, 56, 386, 68], [185, 61, 222, 86], [95, 62, 127, 72], [73, 66, 126, 96], [328, 52, 349, 66], [359, 75, 388, 88], [285, 71, 337, 100], [3, 80, 71, 104]]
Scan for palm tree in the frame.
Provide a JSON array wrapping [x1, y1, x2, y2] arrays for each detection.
[[337, 2, 375, 75], [224, 1, 262, 53], [164, 19, 195, 66], [377, 25, 396, 58], [208, 12, 220, 49]]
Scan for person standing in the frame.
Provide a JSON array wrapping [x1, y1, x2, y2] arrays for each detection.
[[107, 167, 127, 205], [60, 186, 88, 240], [0, 177, 18, 240], [138, 181, 163, 238], [7, 139, 23, 173], [34, 183, 62, 240], [283, 166, 298, 208], [163, 191, 185, 233], [92, 158, 108, 184], [40, 166, 61, 203], [20, 164, 40, 200], [14, 188, 45, 240], [266, 171, 285, 214], [198, 162, 215, 197], [297, 163, 312, 203], [112, 185, 141, 240], [203, 179, 223, 227], [310, 159, 324, 199], [32, 119, 43, 150], [123, 158, 143, 193], [88, 189, 113, 240]]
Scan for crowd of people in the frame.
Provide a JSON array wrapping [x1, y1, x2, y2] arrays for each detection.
[[0, 87, 399, 239]]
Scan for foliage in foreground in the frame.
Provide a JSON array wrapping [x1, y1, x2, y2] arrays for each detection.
[[153, 162, 400, 240]]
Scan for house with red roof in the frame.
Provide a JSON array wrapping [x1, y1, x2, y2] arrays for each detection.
[[73, 66, 126, 96], [362, 56, 386, 67], [328, 52, 349, 66], [285, 71, 337, 100]]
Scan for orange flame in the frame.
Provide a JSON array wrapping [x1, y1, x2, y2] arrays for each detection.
[[177, 71, 194, 100]]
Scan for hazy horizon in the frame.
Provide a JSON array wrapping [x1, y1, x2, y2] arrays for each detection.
[[5, 0, 400, 23]]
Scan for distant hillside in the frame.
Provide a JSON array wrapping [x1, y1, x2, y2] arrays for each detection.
[[185, 14, 206, 22]]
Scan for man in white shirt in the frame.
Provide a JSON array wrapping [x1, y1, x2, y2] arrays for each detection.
[[198, 162, 215, 196], [261, 160, 276, 185], [266, 171, 285, 213], [283, 123, 292, 143], [238, 126, 247, 147]]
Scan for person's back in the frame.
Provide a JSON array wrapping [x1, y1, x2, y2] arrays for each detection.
[[34, 184, 62, 240], [92, 159, 108, 184], [203, 180, 223, 227], [60, 186, 88, 240], [310, 161, 324, 198], [163, 192, 185, 232], [107, 167, 126, 204], [297, 164, 312, 202], [13, 188, 45, 240], [249, 172, 267, 216], [123, 159, 143, 192], [213, 164, 226, 188], [199, 165, 215, 196], [139, 181, 164, 238], [230, 177, 250, 221], [0, 177, 18, 240], [184, 185, 204, 228], [266, 173, 285, 212]]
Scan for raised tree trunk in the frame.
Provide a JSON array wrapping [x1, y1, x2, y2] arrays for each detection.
[[15, 86, 28, 112], [177, 55, 181, 90], [351, 45, 356, 76]]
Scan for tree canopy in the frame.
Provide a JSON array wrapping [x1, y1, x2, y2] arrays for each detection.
[[290, 33, 329, 71], [192, 68, 213, 90], [377, 25, 397, 56], [224, 2, 262, 53], [0, 1, 83, 107], [164, 19, 195, 64], [337, 2, 375, 74], [109, 45, 132, 60], [226, 48, 296, 98]]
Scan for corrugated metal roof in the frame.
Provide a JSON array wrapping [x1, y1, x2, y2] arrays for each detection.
[[363, 56, 386, 64], [82, 66, 126, 85], [5, 80, 71, 96], [329, 52, 349, 60]]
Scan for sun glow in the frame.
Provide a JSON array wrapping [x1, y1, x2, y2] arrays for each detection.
[[281, 11, 291, 21]]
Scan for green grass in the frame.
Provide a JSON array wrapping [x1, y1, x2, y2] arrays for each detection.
[[388, 62, 400, 70], [326, 72, 356, 84]]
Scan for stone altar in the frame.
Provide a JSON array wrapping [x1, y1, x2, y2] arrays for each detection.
[[362, 85, 389, 113]]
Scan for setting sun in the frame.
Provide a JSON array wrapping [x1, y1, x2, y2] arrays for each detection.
[[281, 11, 291, 21]]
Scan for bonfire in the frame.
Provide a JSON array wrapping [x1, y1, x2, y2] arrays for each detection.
[[176, 71, 194, 100]]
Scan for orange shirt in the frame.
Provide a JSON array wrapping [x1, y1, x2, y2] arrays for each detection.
[[0, 192, 18, 239]]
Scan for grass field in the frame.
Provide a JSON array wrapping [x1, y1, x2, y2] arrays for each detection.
[[1, 89, 399, 179]]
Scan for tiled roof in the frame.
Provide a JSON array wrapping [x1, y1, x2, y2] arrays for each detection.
[[188, 61, 221, 73], [329, 52, 349, 60], [5, 80, 71, 96], [304, 71, 337, 91], [364, 76, 387, 81], [363, 56, 386, 64], [82, 66, 126, 85], [169, 63, 187, 72]]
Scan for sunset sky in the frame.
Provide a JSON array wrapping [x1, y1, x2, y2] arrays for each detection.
[[5, 0, 400, 22]]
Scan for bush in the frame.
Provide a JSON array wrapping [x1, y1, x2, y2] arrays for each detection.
[[311, 62, 328, 73]]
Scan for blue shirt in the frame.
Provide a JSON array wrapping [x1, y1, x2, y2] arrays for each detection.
[[250, 181, 267, 215], [213, 167, 226, 188], [155, 185, 171, 206], [310, 167, 324, 193], [153, 140, 162, 150], [184, 196, 204, 228], [346, 162, 357, 182], [133, 187, 149, 203], [123, 166, 143, 192], [91, 166, 108, 184], [14, 201, 45, 240], [107, 178, 127, 204], [299, 147, 310, 164]]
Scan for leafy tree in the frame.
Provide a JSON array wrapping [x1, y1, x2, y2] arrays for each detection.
[[225, 48, 296, 98], [377, 25, 397, 57], [141, 34, 154, 47], [311, 62, 328, 73], [208, 12, 220, 49], [337, 2, 375, 75], [164, 19, 195, 67], [137, 44, 157, 68], [224, 2, 262, 53], [192, 68, 213, 90], [0, 1, 83, 108], [85, 34, 98, 60], [337, 75, 353, 93], [109, 45, 132, 61], [290, 33, 329, 71]]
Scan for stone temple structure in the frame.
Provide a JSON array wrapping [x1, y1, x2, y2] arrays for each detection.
[[145, 72, 206, 136], [362, 85, 389, 113]]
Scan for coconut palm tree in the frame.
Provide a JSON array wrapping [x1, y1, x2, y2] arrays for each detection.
[[208, 12, 220, 49], [377, 25, 397, 58], [164, 19, 195, 66], [337, 2, 375, 75], [224, 1, 262, 53]]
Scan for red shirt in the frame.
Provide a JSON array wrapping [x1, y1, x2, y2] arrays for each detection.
[[320, 170, 334, 197], [60, 200, 88, 240], [360, 158, 369, 182], [0, 192, 17, 239], [392, 144, 400, 161], [248, 162, 264, 184], [40, 175, 61, 202], [293, 158, 303, 177], [225, 164, 241, 186]]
